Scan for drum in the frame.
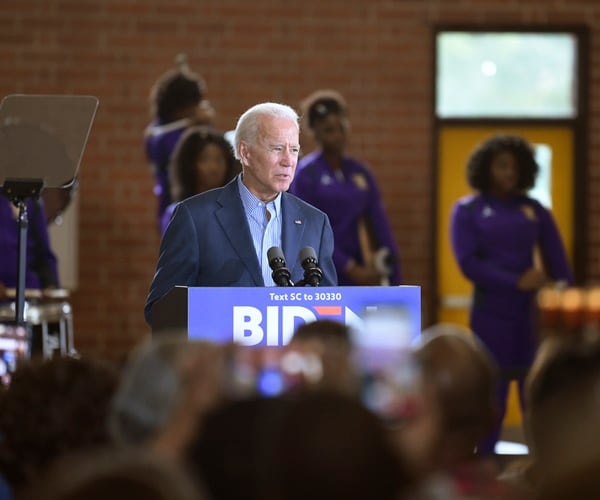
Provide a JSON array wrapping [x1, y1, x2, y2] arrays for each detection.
[[0, 289, 74, 358], [28, 300, 74, 357]]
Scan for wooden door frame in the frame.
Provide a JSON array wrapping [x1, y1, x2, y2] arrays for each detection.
[[430, 24, 590, 327]]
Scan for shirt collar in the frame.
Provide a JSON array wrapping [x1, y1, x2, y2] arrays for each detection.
[[237, 174, 282, 218]]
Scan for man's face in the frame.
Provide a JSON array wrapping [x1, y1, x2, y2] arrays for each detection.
[[239, 115, 300, 202]]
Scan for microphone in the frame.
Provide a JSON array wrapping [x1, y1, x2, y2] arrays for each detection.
[[299, 246, 323, 287], [267, 247, 294, 287]]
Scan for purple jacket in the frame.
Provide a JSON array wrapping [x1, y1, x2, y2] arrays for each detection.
[[0, 196, 59, 290], [144, 118, 190, 227], [289, 150, 401, 285], [450, 193, 573, 367]]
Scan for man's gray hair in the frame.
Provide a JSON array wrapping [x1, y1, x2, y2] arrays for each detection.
[[233, 102, 299, 159]]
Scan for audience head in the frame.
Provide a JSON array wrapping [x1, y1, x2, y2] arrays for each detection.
[[233, 102, 300, 201], [149, 55, 213, 125], [535, 454, 600, 500], [300, 89, 349, 155], [273, 391, 413, 500], [169, 126, 239, 202], [415, 323, 498, 465], [22, 448, 204, 500], [286, 319, 358, 396], [0, 356, 119, 492], [466, 133, 539, 194], [187, 395, 290, 500], [525, 333, 600, 484], [109, 336, 224, 460]]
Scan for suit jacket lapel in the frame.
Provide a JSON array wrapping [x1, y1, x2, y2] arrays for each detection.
[[215, 180, 263, 285], [282, 193, 307, 277]]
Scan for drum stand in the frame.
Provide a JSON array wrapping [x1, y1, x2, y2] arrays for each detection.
[[4, 180, 42, 321], [3, 180, 43, 357], [0, 298, 75, 359], [29, 299, 75, 358]]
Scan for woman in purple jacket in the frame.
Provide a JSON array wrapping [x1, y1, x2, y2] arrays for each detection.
[[289, 90, 401, 286], [144, 57, 215, 230], [160, 127, 240, 234], [450, 134, 573, 454]]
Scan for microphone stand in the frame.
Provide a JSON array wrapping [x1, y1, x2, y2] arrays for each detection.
[[272, 268, 294, 287], [295, 267, 323, 287]]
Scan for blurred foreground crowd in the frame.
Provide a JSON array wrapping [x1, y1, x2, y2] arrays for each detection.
[[1, 318, 599, 500]]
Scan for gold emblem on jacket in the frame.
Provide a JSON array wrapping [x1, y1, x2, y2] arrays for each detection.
[[352, 174, 368, 190]]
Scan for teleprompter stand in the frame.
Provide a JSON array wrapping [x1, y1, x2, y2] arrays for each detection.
[[0, 95, 98, 353]]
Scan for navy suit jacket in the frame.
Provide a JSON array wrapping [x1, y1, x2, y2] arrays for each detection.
[[145, 178, 337, 325]]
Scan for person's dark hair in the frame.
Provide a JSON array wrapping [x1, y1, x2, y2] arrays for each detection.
[[525, 335, 600, 464], [466, 133, 539, 192], [300, 89, 347, 130], [272, 392, 412, 500], [169, 127, 239, 202], [416, 324, 498, 461], [150, 68, 206, 124], [535, 454, 600, 500], [186, 396, 291, 500], [0, 356, 119, 492], [291, 319, 351, 346]]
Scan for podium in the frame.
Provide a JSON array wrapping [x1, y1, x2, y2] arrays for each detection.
[[151, 286, 421, 346]]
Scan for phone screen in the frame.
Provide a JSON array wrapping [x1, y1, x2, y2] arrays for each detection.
[[0, 324, 29, 386], [223, 343, 324, 399], [350, 306, 422, 422]]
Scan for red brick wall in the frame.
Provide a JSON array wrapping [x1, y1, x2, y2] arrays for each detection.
[[1, 0, 599, 359]]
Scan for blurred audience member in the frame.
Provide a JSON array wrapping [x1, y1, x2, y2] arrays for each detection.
[[513, 334, 600, 497], [109, 336, 224, 461], [21, 448, 204, 500], [450, 134, 573, 453], [145, 55, 216, 229], [534, 454, 600, 500], [272, 391, 413, 500], [0, 356, 119, 496], [285, 319, 358, 396], [407, 324, 516, 499], [417, 324, 498, 465], [187, 395, 290, 500], [161, 126, 240, 234], [289, 89, 401, 285]]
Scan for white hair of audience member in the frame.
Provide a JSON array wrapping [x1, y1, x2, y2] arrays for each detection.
[[109, 334, 222, 447]]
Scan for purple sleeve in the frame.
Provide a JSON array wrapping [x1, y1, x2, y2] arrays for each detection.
[[450, 201, 519, 289], [160, 203, 176, 236], [536, 203, 574, 284], [362, 169, 401, 284], [30, 200, 60, 288]]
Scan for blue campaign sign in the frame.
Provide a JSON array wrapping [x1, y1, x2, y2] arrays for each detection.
[[187, 286, 421, 347]]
